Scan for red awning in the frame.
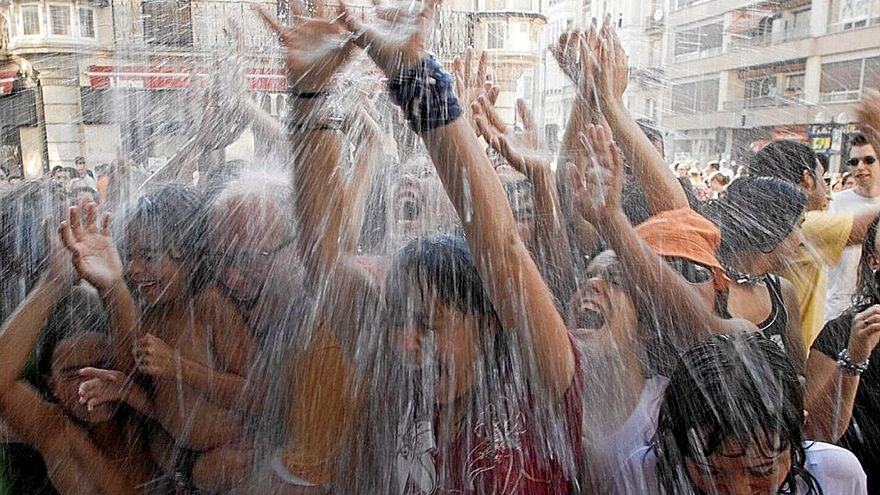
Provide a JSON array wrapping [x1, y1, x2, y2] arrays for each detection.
[[85, 65, 287, 92], [0, 69, 18, 95], [726, 6, 776, 34]]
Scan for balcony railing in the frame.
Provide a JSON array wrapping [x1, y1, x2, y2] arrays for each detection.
[[728, 26, 810, 48], [819, 90, 862, 104], [722, 94, 798, 111], [827, 15, 880, 33]]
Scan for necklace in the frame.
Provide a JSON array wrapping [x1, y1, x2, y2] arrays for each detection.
[[724, 265, 767, 286]]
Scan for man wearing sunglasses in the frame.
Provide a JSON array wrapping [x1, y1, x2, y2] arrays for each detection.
[[826, 133, 880, 323]]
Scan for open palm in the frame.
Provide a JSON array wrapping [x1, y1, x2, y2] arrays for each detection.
[[60, 203, 123, 292], [473, 96, 548, 179]]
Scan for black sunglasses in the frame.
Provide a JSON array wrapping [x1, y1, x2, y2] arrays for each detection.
[[847, 156, 877, 168], [664, 257, 714, 284]]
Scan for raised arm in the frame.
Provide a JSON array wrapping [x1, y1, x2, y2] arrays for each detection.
[[255, 1, 380, 352], [805, 305, 880, 441], [340, 0, 574, 397], [565, 125, 753, 343], [587, 21, 688, 213], [472, 95, 575, 300], [60, 203, 141, 373]]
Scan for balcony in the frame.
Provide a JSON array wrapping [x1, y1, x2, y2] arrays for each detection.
[[728, 25, 810, 48], [828, 15, 880, 33], [722, 94, 797, 111]]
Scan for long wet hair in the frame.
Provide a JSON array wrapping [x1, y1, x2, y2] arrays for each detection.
[[852, 214, 880, 309], [123, 185, 212, 297], [703, 176, 807, 261], [653, 333, 820, 495]]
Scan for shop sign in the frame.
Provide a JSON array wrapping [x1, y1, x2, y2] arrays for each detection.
[[86, 66, 287, 92]]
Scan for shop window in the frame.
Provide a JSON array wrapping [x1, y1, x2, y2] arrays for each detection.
[[49, 5, 71, 36], [142, 0, 193, 47], [79, 7, 95, 38], [21, 5, 41, 36]]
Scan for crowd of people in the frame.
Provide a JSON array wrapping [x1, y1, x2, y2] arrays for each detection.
[[1, 2, 879, 494]]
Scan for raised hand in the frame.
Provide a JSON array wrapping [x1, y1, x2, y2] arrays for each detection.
[[255, 0, 354, 92], [339, 0, 439, 77], [473, 96, 548, 179], [564, 124, 624, 224], [847, 305, 880, 363], [59, 202, 123, 293], [595, 17, 629, 103], [453, 47, 498, 130], [134, 334, 177, 380], [551, 24, 599, 98], [77, 367, 130, 411]]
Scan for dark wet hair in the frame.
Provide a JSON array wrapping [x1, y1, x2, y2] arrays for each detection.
[[384, 234, 499, 326], [653, 333, 820, 495], [124, 184, 212, 296], [849, 132, 869, 148], [751, 141, 818, 185], [853, 214, 880, 309], [703, 176, 807, 259], [35, 287, 110, 398]]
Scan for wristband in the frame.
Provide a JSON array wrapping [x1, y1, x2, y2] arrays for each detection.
[[837, 348, 870, 376], [387, 55, 462, 133], [286, 87, 331, 99]]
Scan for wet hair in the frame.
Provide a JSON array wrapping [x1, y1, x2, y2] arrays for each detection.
[[703, 176, 807, 259], [653, 333, 819, 495], [123, 184, 212, 296], [852, 214, 880, 309], [35, 287, 110, 398], [849, 132, 869, 148], [384, 235, 499, 326], [750, 141, 818, 185]]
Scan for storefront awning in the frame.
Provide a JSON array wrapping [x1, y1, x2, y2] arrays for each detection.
[[85, 65, 287, 92], [726, 6, 777, 34]]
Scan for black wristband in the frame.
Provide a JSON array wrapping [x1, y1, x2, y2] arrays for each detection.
[[286, 87, 331, 99]]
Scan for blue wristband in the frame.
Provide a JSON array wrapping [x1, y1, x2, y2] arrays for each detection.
[[388, 55, 462, 133]]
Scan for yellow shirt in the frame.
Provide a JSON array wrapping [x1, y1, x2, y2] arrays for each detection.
[[780, 211, 852, 350], [281, 324, 359, 485]]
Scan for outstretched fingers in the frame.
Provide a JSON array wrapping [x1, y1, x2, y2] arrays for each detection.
[[515, 99, 536, 132], [254, 5, 291, 39]]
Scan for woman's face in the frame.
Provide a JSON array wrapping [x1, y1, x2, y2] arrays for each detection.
[[685, 435, 792, 495], [394, 291, 482, 406], [125, 238, 187, 305], [568, 252, 638, 346], [50, 333, 114, 423]]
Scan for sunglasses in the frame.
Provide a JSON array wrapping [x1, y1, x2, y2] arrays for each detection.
[[664, 257, 714, 284], [847, 156, 877, 168]]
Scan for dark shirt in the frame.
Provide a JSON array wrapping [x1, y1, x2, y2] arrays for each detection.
[[813, 308, 880, 493]]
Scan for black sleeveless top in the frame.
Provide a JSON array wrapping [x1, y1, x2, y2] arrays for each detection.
[[719, 274, 790, 355]]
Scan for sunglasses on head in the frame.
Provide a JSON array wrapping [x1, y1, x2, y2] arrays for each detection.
[[847, 156, 877, 168], [664, 257, 714, 284]]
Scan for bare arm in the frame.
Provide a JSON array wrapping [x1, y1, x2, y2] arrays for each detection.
[[566, 125, 752, 344], [805, 305, 880, 441], [781, 277, 807, 376], [61, 203, 140, 373], [847, 205, 880, 245]]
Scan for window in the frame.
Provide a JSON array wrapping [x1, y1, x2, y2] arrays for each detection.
[[865, 56, 880, 90], [745, 76, 775, 100], [49, 5, 71, 36], [487, 22, 505, 49], [785, 73, 805, 92], [674, 22, 723, 58], [821, 60, 862, 93], [142, 0, 193, 47], [671, 79, 719, 114], [21, 5, 41, 35], [79, 7, 95, 38]]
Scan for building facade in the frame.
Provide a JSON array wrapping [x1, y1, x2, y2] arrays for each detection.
[[0, 0, 545, 176], [659, 0, 880, 170]]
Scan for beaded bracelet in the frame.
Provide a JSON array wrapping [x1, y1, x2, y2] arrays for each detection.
[[837, 348, 870, 376], [388, 55, 462, 133]]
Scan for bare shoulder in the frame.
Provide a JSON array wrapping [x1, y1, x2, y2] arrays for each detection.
[[195, 286, 246, 324]]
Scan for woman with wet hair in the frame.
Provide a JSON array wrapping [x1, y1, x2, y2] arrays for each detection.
[[703, 176, 809, 373], [615, 332, 865, 495], [0, 246, 156, 494], [807, 214, 880, 492]]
